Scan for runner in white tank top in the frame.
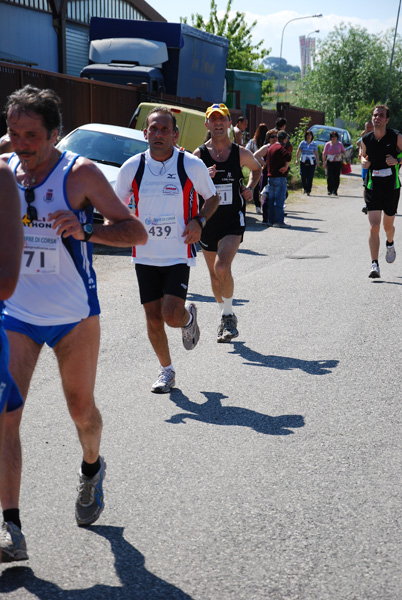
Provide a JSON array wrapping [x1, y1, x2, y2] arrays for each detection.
[[0, 85, 147, 562], [115, 107, 219, 394], [6, 150, 100, 325]]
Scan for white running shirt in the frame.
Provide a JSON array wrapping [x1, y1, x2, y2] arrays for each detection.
[[115, 147, 216, 267]]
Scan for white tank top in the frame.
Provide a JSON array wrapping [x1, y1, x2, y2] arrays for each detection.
[[5, 151, 100, 325], [127, 149, 198, 266]]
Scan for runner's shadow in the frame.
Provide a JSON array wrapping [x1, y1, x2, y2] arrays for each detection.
[[0, 526, 192, 599], [167, 390, 304, 435], [237, 248, 267, 256], [229, 341, 338, 375], [186, 292, 249, 307]]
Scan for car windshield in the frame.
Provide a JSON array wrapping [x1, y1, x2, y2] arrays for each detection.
[[58, 129, 148, 166], [311, 128, 347, 145]]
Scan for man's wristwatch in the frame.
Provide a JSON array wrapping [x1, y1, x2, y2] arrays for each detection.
[[192, 215, 206, 229], [82, 223, 94, 242]]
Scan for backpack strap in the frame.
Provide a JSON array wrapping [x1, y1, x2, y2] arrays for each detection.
[[130, 153, 146, 211]]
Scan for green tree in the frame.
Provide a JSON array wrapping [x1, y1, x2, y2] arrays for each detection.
[[182, 0, 270, 73], [299, 24, 402, 127], [261, 78, 275, 104]]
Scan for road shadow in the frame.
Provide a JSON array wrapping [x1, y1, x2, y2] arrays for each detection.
[[186, 292, 249, 307], [286, 213, 324, 223], [237, 248, 267, 256], [229, 341, 338, 375], [278, 225, 325, 233], [342, 172, 361, 178], [370, 279, 402, 286], [167, 390, 304, 436], [0, 526, 192, 599], [249, 222, 325, 234]]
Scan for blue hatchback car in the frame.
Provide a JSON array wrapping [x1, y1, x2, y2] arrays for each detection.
[[308, 125, 354, 163]]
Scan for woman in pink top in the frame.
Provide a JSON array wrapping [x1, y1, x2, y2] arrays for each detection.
[[323, 131, 346, 196]]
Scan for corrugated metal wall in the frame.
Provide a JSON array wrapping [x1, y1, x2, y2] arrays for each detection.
[[0, 3, 58, 72], [66, 23, 90, 78]]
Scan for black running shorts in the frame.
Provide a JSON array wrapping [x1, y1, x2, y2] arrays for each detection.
[[365, 186, 400, 216], [199, 209, 245, 252], [135, 263, 190, 304]]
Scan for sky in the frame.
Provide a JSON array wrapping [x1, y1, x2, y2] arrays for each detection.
[[149, 0, 401, 68]]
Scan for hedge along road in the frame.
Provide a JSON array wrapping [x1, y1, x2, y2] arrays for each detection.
[[1, 164, 402, 600]]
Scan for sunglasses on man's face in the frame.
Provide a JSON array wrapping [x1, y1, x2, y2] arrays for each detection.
[[270, 135, 278, 139], [25, 187, 38, 222]]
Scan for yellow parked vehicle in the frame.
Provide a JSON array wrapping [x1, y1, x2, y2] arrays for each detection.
[[129, 102, 207, 153]]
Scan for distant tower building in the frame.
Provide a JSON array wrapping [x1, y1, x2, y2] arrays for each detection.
[[299, 36, 316, 78]]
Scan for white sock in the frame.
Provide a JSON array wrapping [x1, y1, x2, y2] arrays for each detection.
[[221, 296, 233, 316], [218, 302, 224, 314], [161, 363, 174, 372], [185, 312, 193, 327]]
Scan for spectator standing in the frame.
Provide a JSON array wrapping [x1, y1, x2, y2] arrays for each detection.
[[262, 130, 292, 227], [233, 116, 248, 146], [254, 129, 278, 222], [275, 117, 293, 151], [246, 123, 268, 213], [295, 130, 320, 196], [323, 131, 345, 196], [275, 117, 287, 132]]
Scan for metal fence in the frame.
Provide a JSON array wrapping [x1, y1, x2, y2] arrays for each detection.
[[0, 62, 142, 136], [0, 62, 325, 139]]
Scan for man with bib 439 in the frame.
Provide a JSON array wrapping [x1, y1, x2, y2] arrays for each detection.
[[360, 104, 402, 279], [194, 104, 261, 343], [115, 107, 219, 394]]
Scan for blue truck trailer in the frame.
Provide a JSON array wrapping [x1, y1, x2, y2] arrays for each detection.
[[80, 17, 229, 104]]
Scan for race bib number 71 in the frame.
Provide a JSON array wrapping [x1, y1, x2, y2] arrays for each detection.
[[21, 228, 60, 275]]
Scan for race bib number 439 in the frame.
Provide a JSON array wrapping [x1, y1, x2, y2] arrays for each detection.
[[145, 215, 178, 240], [22, 228, 60, 275]]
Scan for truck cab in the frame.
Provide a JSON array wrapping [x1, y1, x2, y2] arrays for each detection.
[[80, 37, 167, 94]]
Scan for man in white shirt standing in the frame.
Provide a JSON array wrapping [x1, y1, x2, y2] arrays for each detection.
[[115, 107, 220, 393]]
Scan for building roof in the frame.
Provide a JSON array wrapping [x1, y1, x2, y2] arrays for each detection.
[[0, 50, 38, 67]]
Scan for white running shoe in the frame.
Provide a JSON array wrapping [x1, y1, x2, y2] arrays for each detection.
[[151, 368, 176, 394], [181, 303, 200, 350], [0, 522, 28, 562], [368, 263, 381, 278], [385, 244, 396, 264]]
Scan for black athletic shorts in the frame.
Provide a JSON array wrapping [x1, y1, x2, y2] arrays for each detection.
[[135, 263, 190, 304], [365, 186, 400, 216], [199, 211, 245, 252]]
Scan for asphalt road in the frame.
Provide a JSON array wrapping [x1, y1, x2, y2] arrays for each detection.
[[1, 166, 402, 599]]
